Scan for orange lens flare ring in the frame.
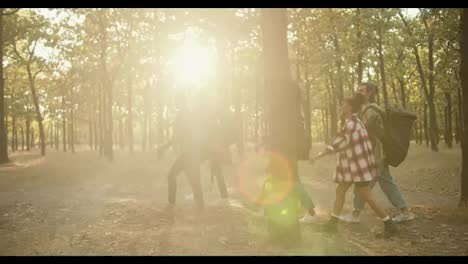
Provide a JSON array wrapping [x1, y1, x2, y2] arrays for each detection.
[[236, 149, 295, 206]]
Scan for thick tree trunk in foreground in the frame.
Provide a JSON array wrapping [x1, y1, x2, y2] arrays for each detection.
[[459, 8, 468, 206], [0, 10, 8, 163]]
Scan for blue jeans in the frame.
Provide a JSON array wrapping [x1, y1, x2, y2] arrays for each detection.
[[294, 165, 315, 211], [353, 160, 407, 211]]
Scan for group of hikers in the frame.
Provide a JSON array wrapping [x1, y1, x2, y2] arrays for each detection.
[[160, 90, 238, 210], [160, 81, 416, 241]]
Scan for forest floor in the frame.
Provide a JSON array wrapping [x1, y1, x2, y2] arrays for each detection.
[[1, 143, 468, 256]]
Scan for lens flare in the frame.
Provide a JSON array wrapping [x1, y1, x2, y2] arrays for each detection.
[[172, 42, 215, 88], [236, 149, 295, 207]]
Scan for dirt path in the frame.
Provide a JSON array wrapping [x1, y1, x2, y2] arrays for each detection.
[[305, 143, 468, 255], [1, 143, 467, 255], [0, 148, 363, 256]]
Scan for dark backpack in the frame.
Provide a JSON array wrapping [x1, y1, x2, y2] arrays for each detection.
[[363, 104, 417, 167]]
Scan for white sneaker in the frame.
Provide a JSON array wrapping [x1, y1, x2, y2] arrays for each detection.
[[338, 213, 360, 223], [185, 194, 194, 201], [299, 214, 321, 224], [393, 211, 416, 223]]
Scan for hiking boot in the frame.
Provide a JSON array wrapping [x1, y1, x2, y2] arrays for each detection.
[[299, 214, 321, 224], [384, 219, 398, 238], [393, 211, 416, 223], [338, 213, 360, 223]]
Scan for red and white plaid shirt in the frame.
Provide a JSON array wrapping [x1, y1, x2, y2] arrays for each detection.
[[330, 114, 378, 183]]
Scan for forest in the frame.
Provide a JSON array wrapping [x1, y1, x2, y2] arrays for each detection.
[[1, 8, 468, 256]]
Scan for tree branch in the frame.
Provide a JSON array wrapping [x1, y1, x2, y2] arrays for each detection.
[[32, 69, 43, 81], [2, 8, 20, 16], [11, 40, 25, 63], [28, 39, 39, 62]]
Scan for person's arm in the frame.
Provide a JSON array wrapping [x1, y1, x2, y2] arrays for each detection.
[[311, 120, 354, 162]]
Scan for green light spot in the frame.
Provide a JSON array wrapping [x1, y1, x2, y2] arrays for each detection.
[[281, 209, 288, 215]]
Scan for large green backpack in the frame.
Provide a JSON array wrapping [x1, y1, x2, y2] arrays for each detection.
[[363, 104, 417, 167]]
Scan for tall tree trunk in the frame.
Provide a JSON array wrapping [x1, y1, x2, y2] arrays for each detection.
[[21, 124, 24, 150], [70, 100, 75, 154], [119, 117, 124, 149], [398, 77, 407, 109], [93, 102, 98, 151], [98, 82, 104, 155], [142, 82, 150, 151], [459, 8, 468, 206], [62, 95, 67, 152], [9, 86, 15, 151], [390, 78, 399, 107], [419, 118, 423, 145], [14, 120, 18, 150], [458, 83, 463, 147], [356, 8, 363, 85], [373, 62, 382, 105], [4, 116, 7, 152], [446, 92, 453, 148], [424, 103, 429, 146], [89, 114, 93, 150], [321, 108, 328, 143], [75, 124, 78, 149], [156, 91, 163, 149], [67, 122, 71, 152], [49, 121, 54, 148], [31, 127, 34, 149], [70, 118, 75, 153], [417, 107, 422, 144], [148, 113, 154, 150], [332, 33, 344, 126], [325, 108, 330, 144], [327, 68, 338, 140], [235, 76, 244, 156], [127, 74, 134, 154], [142, 114, 148, 151], [54, 118, 59, 150], [400, 8, 439, 149], [26, 64, 45, 156], [255, 68, 260, 143], [0, 9, 8, 163], [377, 30, 389, 108], [303, 72, 312, 153], [444, 106, 449, 146], [261, 8, 298, 163], [439, 104, 445, 146], [26, 119, 30, 151], [98, 11, 113, 161], [414, 114, 419, 144], [11, 116, 16, 152], [427, 33, 439, 151], [456, 110, 460, 144]]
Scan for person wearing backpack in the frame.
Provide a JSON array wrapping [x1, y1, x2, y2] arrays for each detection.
[[340, 82, 416, 224]]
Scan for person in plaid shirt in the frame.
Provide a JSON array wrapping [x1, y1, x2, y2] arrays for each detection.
[[311, 94, 398, 237]]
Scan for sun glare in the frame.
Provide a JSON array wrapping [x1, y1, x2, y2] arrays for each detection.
[[172, 42, 216, 89]]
